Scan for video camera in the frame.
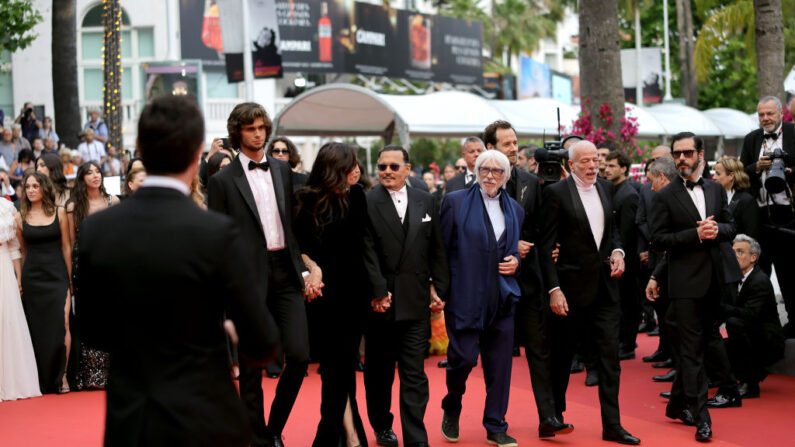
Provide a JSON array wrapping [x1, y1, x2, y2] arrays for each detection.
[[535, 141, 569, 183]]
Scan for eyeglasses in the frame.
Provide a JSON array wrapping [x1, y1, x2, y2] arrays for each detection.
[[271, 149, 290, 155], [377, 163, 404, 172], [455, 165, 466, 171], [478, 167, 505, 178], [672, 149, 697, 158]]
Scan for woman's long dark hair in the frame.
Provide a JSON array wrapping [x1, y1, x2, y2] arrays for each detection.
[[68, 161, 109, 229], [20, 171, 57, 220], [206, 152, 232, 180], [39, 153, 68, 196], [297, 142, 358, 231]]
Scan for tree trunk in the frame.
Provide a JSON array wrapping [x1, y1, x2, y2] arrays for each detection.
[[676, 0, 698, 107], [52, 0, 81, 149], [753, 0, 786, 101], [578, 0, 624, 137]]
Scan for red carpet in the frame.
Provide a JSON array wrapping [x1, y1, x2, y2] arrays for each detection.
[[2, 334, 794, 446]]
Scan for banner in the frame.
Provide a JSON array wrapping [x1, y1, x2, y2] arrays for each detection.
[[620, 48, 663, 104], [519, 56, 551, 99], [218, 0, 283, 82]]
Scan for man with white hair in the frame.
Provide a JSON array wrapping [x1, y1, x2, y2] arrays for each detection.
[[439, 150, 523, 447], [539, 140, 639, 445], [739, 95, 795, 338]]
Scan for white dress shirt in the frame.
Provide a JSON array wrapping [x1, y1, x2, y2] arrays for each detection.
[[480, 188, 505, 241], [757, 124, 790, 206], [141, 175, 191, 195], [78, 140, 106, 163], [726, 188, 735, 204], [572, 173, 605, 249], [465, 169, 476, 185], [389, 185, 408, 223], [738, 267, 754, 293], [238, 152, 286, 251], [682, 178, 707, 220]]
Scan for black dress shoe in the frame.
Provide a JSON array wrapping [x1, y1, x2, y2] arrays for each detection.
[[647, 327, 660, 336], [653, 369, 676, 382], [738, 382, 760, 399], [486, 431, 517, 447], [602, 425, 640, 445], [618, 350, 636, 360], [538, 416, 574, 438], [660, 391, 671, 399], [695, 423, 712, 442], [653, 358, 674, 368], [512, 346, 521, 357], [642, 350, 668, 363], [437, 359, 448, 368], [375, 428, 398, 447], [570, 359, 584, 374], [665, 406, 695, 426], [441, 411, 459, 442], [585, 369, 599, 386], [266, 372, 281, 379], [269, 435, 285, 447], [707, 393, 741, 408], [356, 360, 365, 372], [638, 320, 655, 333]]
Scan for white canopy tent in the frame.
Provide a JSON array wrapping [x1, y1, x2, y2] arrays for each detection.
[[703, 108, 758, 139], [490, 97, 579, 139], [645, 103, 723, 137]]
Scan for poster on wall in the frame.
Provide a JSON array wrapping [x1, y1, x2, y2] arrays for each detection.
[[275, 0, 346, 73], [620, 47, 663, 104], [219, 0, 283, 81], [180, 0, 226, 69], [551, 72, 573, 105]]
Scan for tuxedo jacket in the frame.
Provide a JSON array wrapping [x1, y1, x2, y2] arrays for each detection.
[[539, 176, 621, 308], [740, 122, 795, 201], [649, 176, 736, 299], [207, 155, 306, 297], [613, 179, 640, 272], [444, 172, 473, 194], [507, 169, 544, 299], [77, 187, 278, 447], [407, 174, 430, 192], [728, 189, 761, 241], [636, 183, 653, 254], [365, 184, 450, 321]]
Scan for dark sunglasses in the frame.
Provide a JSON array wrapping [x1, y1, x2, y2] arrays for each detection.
[[377, 163, 404, 172], [271, 149, 290, 155], [672, 149, 697, 158], [455, 165, 466, 171]]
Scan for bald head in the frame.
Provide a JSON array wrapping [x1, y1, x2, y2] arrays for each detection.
[[568, 140, 599, 185], [651, 145, 672, 161]]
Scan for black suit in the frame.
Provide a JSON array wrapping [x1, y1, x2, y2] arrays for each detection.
[[363, 184, 450, 445], [612, 180, 641, 352], [444, 171, 475, 194], [723, 267, 785, 384], [407, 174, 429, 192], [740, 123, 795, 330], [77, 187, 278, 447], [727, 189, 761, 241], [649, 176, 736, 425], [539, 176, 624, 428], [207, 155, 310, 445]]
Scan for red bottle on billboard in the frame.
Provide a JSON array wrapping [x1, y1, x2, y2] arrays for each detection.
[[318, 2, 332, 62]]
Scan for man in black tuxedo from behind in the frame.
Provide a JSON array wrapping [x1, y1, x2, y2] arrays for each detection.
[[76, 95, 279, 446], [649, 132, 737, 442], [445, 137, 485, 193], [739, 95, 795, 337], [208, 103, 317, 447], [363, 145, 450, 447]]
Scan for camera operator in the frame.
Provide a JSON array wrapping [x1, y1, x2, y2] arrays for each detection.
[[14, 102, 41, 142], [740, 95, 795, 338]]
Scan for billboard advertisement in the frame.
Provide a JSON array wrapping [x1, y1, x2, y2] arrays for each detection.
[[219, 0, 284, 81], [519, 56, 551, 99], [551, 72, 573, 105], [620, 47, 663, 104]]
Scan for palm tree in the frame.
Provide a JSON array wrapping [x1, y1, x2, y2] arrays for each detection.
[[52, 0, 81, 149], [677, 0, 698, 107], [579, 0, 625, 137]]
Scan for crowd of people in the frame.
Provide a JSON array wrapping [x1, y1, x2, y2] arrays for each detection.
[[0, 93, 792, 447]]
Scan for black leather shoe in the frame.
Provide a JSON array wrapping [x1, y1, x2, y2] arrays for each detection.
[[266, 372, 280, 379], [647, 327, 660, 336], [356, 360, 365, 372], [486, 431, 517, 447], [441, 411, 459, 442], [585, 369, 599, 386], [375, 428, 398, 447], [538, 416, 574, 438], [269, 435, 285, 447], [570, 359, 584, 374], [437, 359, 448, 368], [665, 406, 695, 426], [602, 426, 640, 445], [512, 346, 521, 357], [618, 350, 636, 360], [653, 369, 676, 382], [707, 393, 741, 408], [695, 423, 712, 442], [642, 350, 668, 363], [738, 382, 760, 399], [660, 391, 671, 399], [653, 359, 674, 369], [638, 320, 656, 333]]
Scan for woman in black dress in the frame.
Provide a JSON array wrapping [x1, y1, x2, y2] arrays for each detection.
[[714, 156, 760, 240], [15, 171, 72, 394], [294, 142, 388, 447]]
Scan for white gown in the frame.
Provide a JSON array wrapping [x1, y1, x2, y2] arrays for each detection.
[[0, 200, 41, 401]]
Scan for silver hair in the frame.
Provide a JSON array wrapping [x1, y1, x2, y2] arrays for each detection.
[[463, 136, 484, 148], [649, 157, 678, 181], [758, 95, 782, 112], [733, 234, 762, 258], [568, 139, 596, 161], [474, 150, 511, 188]]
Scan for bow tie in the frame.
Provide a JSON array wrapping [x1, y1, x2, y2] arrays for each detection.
[[764, 132, 779, 141], [685, 178, 704, 190], [248, 160, 270, 171]]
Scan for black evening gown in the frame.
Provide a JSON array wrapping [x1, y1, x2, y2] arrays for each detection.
[[295, 184, 374, 447], [21, 214, 69, 394]]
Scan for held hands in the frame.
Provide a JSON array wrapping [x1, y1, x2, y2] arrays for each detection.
[[499, 255, 519, 276], [551, 243, 560, 263], [550, 289, 569, 316], [697, 215, 718, 240], [639, 251, 649, 266], [610, 251, 625, 278], [303, 265, 324, 302], [371, 292, 392, 313], [517, 240, 534, 259], [429, 283, 445, 313], [645, 278, 660, 302]]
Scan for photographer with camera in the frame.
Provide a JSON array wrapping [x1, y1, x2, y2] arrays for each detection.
[[14, 102, 42, 142], [83, 109, 109, 143], [740, 95, 795, 338]]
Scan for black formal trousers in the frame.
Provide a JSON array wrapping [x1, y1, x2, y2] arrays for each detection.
[[549, 278, 622, 428], [618, 269, 640, 351], [725, 317, 771, 384], [239, 249, 310, 444], [515, 292, 556, 420], [364, 317, 430, 445], [757, 205, 795, 327]]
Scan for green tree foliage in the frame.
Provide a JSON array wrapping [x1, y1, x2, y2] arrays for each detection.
[[0, 0, 43, 54]]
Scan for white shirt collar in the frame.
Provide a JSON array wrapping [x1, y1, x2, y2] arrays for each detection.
[[142, 175, 190, 196], [742, 267, 754, 283], [571, 172, 595, 191], [480, 187, 501, 202], [238, 151, 267, 165], [388, 185, 407, 197]]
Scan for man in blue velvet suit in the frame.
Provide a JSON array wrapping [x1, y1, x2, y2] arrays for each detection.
[[439, 150, 524, 447]]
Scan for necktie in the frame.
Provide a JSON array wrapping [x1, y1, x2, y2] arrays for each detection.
[[466, 173, 474, 185], [685, 178, 704, 190], [248, 160, 270, 171], [764, 132, 778, 141]]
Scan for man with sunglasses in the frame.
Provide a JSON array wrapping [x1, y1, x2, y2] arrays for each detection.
[[445, 137, 485, 193], [363, 145, 449, 447], [649, 132, 738, 442]]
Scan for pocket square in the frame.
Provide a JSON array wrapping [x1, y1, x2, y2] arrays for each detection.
[[422, 213, 432, 222]]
